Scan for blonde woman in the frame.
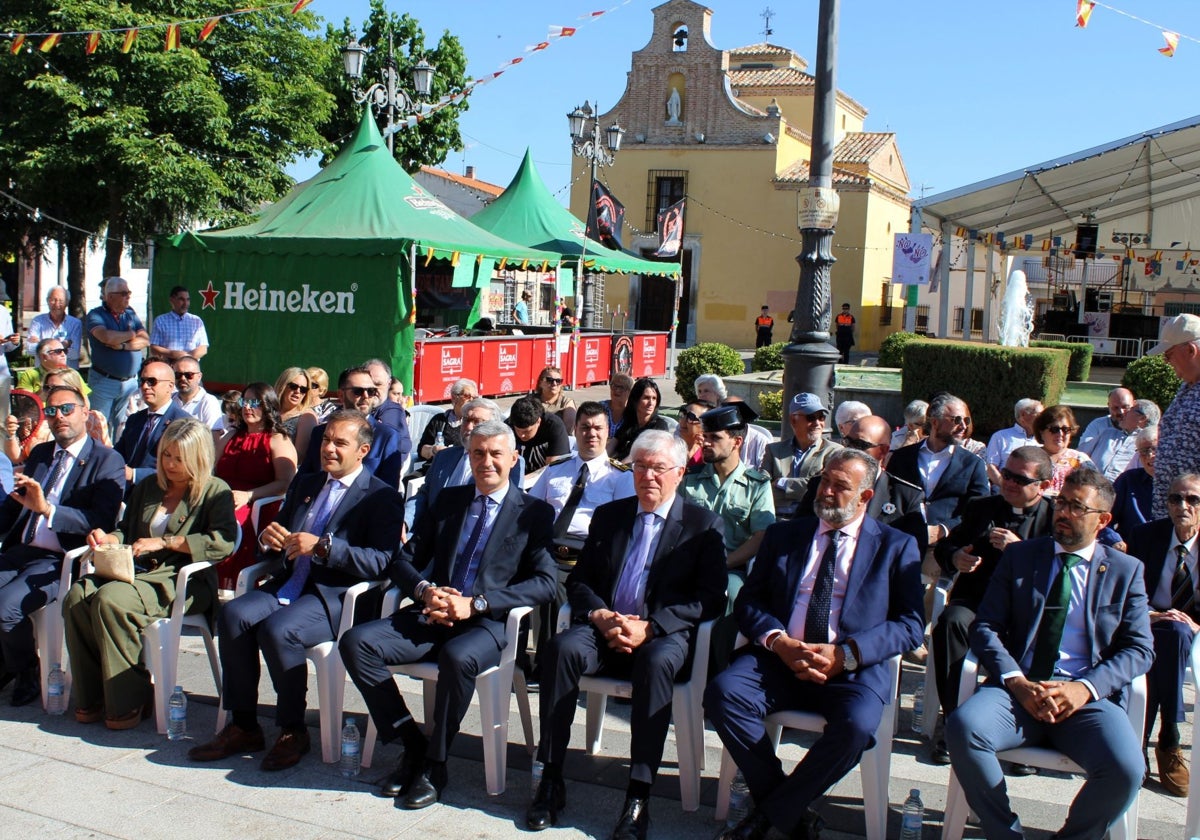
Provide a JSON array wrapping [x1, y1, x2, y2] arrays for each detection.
[[306, 366, 339, 424], [273, 367, 318, 451], [64, 418, 236, 729]]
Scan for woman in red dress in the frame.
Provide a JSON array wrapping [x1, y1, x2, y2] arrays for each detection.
[[213, 382, 297, 589]]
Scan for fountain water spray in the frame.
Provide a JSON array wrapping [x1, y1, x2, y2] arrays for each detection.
[[997, 269, 1035, 347]]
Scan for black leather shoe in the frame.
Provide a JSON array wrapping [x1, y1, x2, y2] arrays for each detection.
[[931, 739, 951, 765], [716, 807, 773, 840], [526, 776, 566, 830], [1007, 761, 1038, 777], [610, 795, 649, 840], [11, 665, 40, 707], [379, 747, 425, 798], [401, 761, 447, 810]]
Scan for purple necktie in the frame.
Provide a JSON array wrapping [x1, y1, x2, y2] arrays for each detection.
[[276, 480, 341, 605], [613, 513, 656, 616], [450, 496, 493, 595], [24, 449, 67, 544]]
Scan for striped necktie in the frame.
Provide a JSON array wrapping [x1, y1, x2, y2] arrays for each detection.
[[1171, 544, 1195, 613]]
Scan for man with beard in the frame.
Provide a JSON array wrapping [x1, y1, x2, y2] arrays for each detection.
[[706, 449, 923, 840], [297, 366, 405, 487], [946, 467, 1153, 840]]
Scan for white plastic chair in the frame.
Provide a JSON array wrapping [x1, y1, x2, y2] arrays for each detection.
[[713, 654, 901, 839], [940, 652, 1147, 840], [359, 588, 533, 796], [215, 560, 384, 763], [406, 405, 445, 474], [29, 545, 90, 710], [1183, 634, 1200, 838], [522, 604, 714, 812], [922, 578, 952, 741], [249, 495, 285, 534]]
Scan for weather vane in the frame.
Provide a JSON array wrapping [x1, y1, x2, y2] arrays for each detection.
[[761, 7, 775, 39]]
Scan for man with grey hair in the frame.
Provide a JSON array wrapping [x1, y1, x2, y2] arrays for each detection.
[[890, 399, 929, 452], [985, 398, 1043, 487], [417, 378, 480, 461], [26, 286, 82, 368], [85, 276, 150, 432], [1078, 387, 1135, 465], [527, 429, 725, 838], [342, 418, 556, 810], [694, 373, 728, 406], [834, 400, 871, 443], [705, 447, 923, 840], [1099, 397, 1161, 480], [1150, 314, 1200, 517]]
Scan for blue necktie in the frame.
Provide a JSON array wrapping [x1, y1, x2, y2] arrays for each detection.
[[450, 496, 493, 595], [130, 412, 160, 466], [613, 513, 656, 615], [804, 530, 842, 643], [24, 449, 67, 544], [276, 480, 341, 605]]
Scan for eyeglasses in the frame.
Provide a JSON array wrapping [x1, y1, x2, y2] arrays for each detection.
[[286, 382, 309, 395], [138, 376, 168, 388], [43, 403, 80, 417], [800, 412, 827, 423], [344, 386, 379, 399], [945, 415, 971, 427], [1136, 446, 1157, 456], [1000, 468, 1041, 486], [108, 290, 131, 296], [1167, 493, 1200, 507], [679, 410, 702, 423], [843, 436, 881, 451], [43, 348, 66, 356], [632, 462, 679, 477], [542, 377, 563, 386], [1052, 497, 1108, 517], [238, 398, 262, 410], [1045, 425, 1074, 435], [175, 371, 199, 380]]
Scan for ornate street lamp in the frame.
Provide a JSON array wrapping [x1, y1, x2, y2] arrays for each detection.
[[568, 101, 624, 328], [341, 33, 435, 155]]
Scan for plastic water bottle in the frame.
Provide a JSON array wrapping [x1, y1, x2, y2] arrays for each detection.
[[167, 686, 187, 740], [726, 770, 751, 828], [899, 788, 924, 840], [911, 683, 924, 733], [434, 428, 445, 448], [531, 758, 544, 795], [340, 717, 361, 777], [46, 663, 66, 715]]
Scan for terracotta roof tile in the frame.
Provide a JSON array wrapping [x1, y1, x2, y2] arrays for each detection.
[[775, 159, 872, 187], [728, 67, 815, 88], [729, 42, 794, 57], [418, 166, 504, 197], [833, 132, 894, 163]]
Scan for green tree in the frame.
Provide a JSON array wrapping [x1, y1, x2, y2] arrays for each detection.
[[322, 0, 469, 173], [0, 1, 337, 314]]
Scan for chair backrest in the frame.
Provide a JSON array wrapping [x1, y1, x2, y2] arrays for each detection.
[[407, 404, 443, 447]]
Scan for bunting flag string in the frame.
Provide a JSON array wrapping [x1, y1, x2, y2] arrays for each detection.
[[1076, 1, 1095, 28], [1077, 2, 1200, 55], [1159, 30, 1179, 57]]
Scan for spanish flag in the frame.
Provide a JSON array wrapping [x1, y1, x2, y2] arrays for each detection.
[[9, 35, 24, 55], [1159, 31, 1179, 57], [291, 0, 314, 12], [121, 29, 137, 53], [164, 23, 179, 51], [39, 33, 61, 52], [85, 32, 101, 55], [1076, 1, 1095, 28], [199, 18, 219, 42], [548, 26, 577, 38]]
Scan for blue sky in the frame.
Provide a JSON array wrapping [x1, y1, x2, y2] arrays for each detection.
[[300, 0, 1200, 202]]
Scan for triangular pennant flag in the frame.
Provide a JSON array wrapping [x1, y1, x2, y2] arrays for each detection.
[[199, 18, 219, 41], [1076, 1, 1095, 28], [1159, 31, 1179, 57], [38, 33, 61, 53], [85, 32, 100, 55], [121, 29, 137, 53], [549, 26, 577, 38], [9, 35, 25, 55], [164, 24, 179, 52], [525, 41, 550, 52], [291, 0, 314, 13]]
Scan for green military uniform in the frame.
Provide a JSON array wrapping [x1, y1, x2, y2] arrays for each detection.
[[682, 460, 776, 556]]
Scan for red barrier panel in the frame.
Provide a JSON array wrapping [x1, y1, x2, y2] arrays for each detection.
[[478, 339, 533, 397], [412, 340, 481, 403], [632, 333, 667, 378], [566, 334, 613, 387]]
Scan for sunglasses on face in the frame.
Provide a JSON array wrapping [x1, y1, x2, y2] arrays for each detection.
[[175, 371, 199, 381], [286, 382, 310, 395], [1045, 425, 1074, 435], [43, 347, 66, 356], [679, 410, 702, 423], [542, 377, 563, 386], [345, 386, 379, 399], [238, 398, 262, 410], [843, 436, 880, 451], [44, 403, 80, 417], [139, 376, 167, 388], [800, 412, 827, 423], [1000, 468, 1041, 486], [945, 415, 970, 426], [1168, 493, 1200, 507]]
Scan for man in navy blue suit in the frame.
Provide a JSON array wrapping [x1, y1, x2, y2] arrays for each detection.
[[297, 366, 405, 488], [706, 449, 923, 840], [113, 357, 189, 485], [1126, 472, 1200, 797], [947, 467, 1154, 839], [0, 384, 124, 705]]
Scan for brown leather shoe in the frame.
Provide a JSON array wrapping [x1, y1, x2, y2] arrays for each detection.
[[261, 728, 311, 772], [105, 703, 151, 731], [74, 705, 104, 724], [188, 724, 266, 762], [1157, 745, 1190, 797]]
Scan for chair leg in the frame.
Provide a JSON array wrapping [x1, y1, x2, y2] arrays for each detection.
[[200, 628, 221, 696], [585, 692, 607, 754], [309, 648, 337, 763], [940, 769, 969, 840], [672, 690, 699, 812], [922, 651, 939, 741], [860, 745, 887, 840], [478, 675, 506, 796], [512, 668, 536, 756], [714, 746, 737, 822]]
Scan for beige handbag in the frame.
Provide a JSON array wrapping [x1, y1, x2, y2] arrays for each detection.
[[91, 544, 136, 584]]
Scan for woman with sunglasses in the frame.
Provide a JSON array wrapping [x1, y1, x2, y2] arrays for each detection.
[[610, 377, 669, 461], [4, 368, 110, 465], [305, 366, 339, 424], [213, 383, 297, 589], [273, 367, 319, 452], [675, 400, 713, 473], [1033, 405, 1094, 496], [533, 366, 576, 431]]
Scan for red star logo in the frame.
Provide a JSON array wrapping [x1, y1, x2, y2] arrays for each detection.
[[199, 280, 220, 310]]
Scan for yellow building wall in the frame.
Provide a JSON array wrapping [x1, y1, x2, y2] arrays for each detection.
[[735, 93, 865, 138]]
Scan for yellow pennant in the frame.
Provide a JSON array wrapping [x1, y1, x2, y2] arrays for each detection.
[[1159, 31, 1179, 57], [121, 29, 137, 53], [1076, 1, 1095, 28], [164, 23, 179, 52], [9, 35, 25, 55], [199, 18, 219, 41], [85, 32, 101, 55], [38, 33, 61, 52]]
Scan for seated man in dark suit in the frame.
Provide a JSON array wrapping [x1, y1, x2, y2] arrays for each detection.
[[527, 430, 725, 838], [297, 366, 405, 488], [364, 357, 411, 461], [1126, 472, 1200, 798], [928, 446, 1054, 764], [340, 419, 556, 810], [0, 384, 125, 705], [189, 410, 402, 770], [705, 449, 923, 840], [114, 357, 189, 485], [946, 467, 1154, 839]]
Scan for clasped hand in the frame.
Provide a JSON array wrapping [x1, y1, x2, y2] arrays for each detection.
[[773, 636, 843, 683], [1007, 675, 1090, 723], [420, 585, 473, 626], [260, 522, 319, 560], [590, 608, 651, 654]]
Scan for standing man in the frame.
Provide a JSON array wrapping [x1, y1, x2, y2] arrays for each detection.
[[1149, 314, 1200, 518], [985, 398, 1042, 487], [86, 276, 150, 433], [26, 286, 83, 369], [513, 290, 533, 325], [0, 300, 18, 426], [113, 358, 188, 486], [149, 286, 209, 361], [527, 431, 725, 837], [189, 410, 402, 770], [1125, 473, 1200, 797], [0, 384, 124, 705], [1078, 387, 1135, 464], [834, 302, 856, 364], [171, 356, 225, 431], [705, 449, 923, 840], [340, 420, 556, 809], [754, 305, 775, 348], [946, 467, 1153, 840]]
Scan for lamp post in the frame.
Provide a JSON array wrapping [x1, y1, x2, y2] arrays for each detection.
[[341, 32, 435, 155], [568, 101, 625, 329], [781, 0, 842, 444]]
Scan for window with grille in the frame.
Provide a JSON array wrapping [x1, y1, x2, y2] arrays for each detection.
[[1165, 301, 1200, 316], [953, 307, 965, 332], [879, 282, 893, 326], [646, 170, 687, 232], [914, 305, 930, 330]]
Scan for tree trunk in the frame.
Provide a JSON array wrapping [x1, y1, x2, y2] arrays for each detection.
[[66, 233, 88, 319], [102, 213, 125, 280]]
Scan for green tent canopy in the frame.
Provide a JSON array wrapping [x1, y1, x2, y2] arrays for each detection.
[[152, 111, 562, 388], [472, 148, 681, 279]]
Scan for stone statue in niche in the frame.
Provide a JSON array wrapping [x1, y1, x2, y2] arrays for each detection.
[[666, 87, 682, 125]]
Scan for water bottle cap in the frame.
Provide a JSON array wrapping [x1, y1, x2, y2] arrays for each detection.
[[52, 662, 61, 669], [174, 686, 183, 692], [910, 788, 920, 796]]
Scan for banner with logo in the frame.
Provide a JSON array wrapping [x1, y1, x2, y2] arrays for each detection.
[[655, 198, 686, 258], [891, 232, 934, 286], [586, 180, 626, 249]]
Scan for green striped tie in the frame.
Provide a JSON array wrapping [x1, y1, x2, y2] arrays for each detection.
[[1028, 552, 1082, 681]]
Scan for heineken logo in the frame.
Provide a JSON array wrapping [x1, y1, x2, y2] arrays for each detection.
[[497, 343, 519, 371], [198, 280, 357, 314]]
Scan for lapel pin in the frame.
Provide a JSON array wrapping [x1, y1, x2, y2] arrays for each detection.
[[882, 502, 897, 515], [1098, 564, 1107, 573], [303, 496, 312, 504]]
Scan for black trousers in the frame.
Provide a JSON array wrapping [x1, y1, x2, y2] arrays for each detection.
[[931, 600, 977, 715]]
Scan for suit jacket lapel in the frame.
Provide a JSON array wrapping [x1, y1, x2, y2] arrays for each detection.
[[841, 518, 881, 620], [607, 498, 637, 602], [324, 470, 368, 534], [786, 519, 820, 611], [479, 489, 520, 570], [436, 487, 473, 582], [1085, 545, 1110, 647], [644, 496, 684, 595], [1022, 544, 1054, 659]]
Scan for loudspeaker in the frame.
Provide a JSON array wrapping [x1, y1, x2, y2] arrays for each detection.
[[1074, 223, 1099, 258]]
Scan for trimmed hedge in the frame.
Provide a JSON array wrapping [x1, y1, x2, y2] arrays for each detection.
[[674, 342, 745, 402], [902, 341, 1069, 438], [1123, 354, 1182, 411], [758, 389, 784, 421], [1029, 340, 1093, 382], [752, 342, 786, 372], [878, 331, 925, 368]]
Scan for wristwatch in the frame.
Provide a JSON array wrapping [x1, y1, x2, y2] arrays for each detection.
[[313, 533, 332, 561], [471, 594, 489, 616], [841, 643, 858, 672]]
